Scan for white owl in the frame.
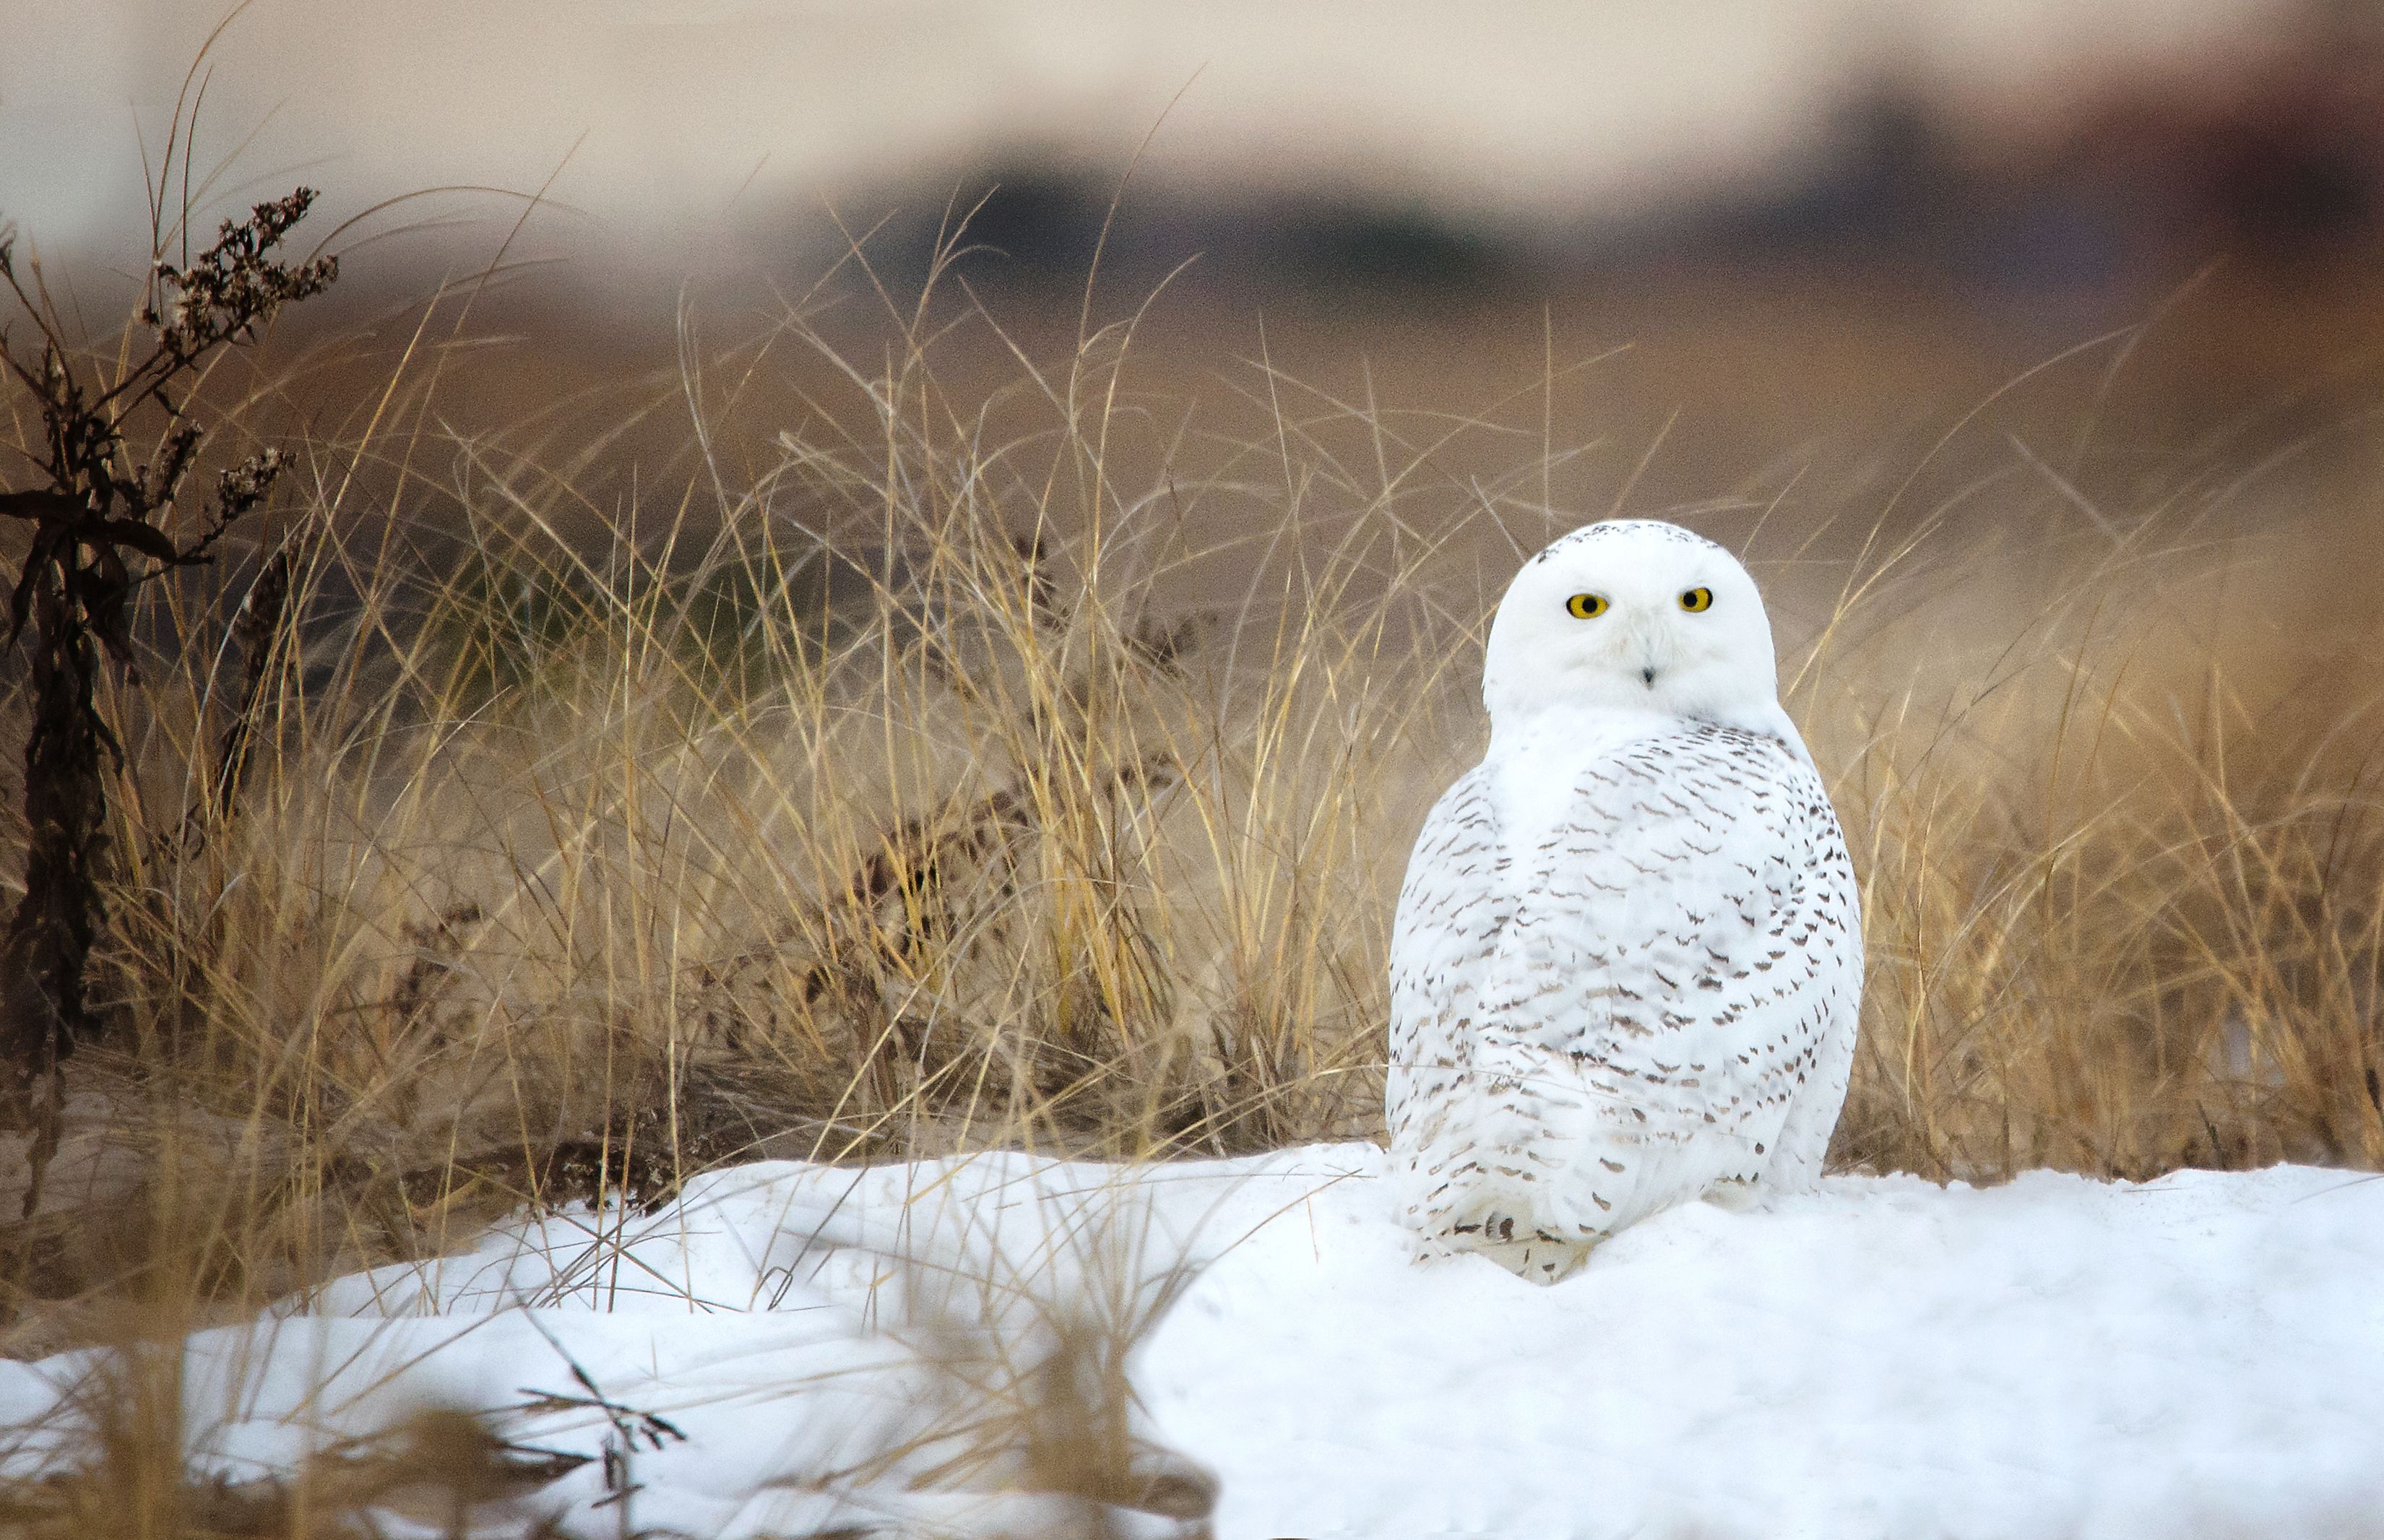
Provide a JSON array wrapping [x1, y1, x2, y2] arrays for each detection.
[[1387, 519, 1862, 1281]]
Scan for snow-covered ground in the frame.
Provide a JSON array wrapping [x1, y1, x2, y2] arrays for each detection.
[[4, 1146, 2381, 1538]]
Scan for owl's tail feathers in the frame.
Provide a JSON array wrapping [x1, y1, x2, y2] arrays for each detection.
[[1500, 1234, 1592, 1284], [1418, 1228, 1592, 1284]]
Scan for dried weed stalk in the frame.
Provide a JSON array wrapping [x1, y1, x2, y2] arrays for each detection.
[[0, 191, 334, 1211]]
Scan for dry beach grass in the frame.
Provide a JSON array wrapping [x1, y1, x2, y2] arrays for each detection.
[[2, 184, 2383, 1529]]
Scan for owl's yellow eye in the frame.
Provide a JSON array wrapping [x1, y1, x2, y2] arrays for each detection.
[[1565, 592, 1608, 619], [1678, 587, 1714, 612]]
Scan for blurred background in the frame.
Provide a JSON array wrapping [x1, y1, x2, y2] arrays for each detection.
[[6, 0, 2384, 1268], [6, 0, 2384, 561]]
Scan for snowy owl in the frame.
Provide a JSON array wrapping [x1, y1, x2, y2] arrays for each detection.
[[1387, 519, 1861, 1281]]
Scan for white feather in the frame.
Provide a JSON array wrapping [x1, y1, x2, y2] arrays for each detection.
[[1388, 521, 1862, 1281]]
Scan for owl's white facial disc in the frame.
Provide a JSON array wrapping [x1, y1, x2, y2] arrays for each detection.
[[1483, 519, 1791, 743]]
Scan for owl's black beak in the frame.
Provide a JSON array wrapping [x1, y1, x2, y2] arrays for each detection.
[[1640, 665, 1658, 688]]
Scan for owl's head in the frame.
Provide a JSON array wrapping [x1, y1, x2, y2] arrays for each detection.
[[1484, 519, 1790, 739]]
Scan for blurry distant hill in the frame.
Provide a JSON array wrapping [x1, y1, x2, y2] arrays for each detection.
[[838, 13, 2384, 316]]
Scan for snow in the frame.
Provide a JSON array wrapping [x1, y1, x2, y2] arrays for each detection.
[[4, 1146, 2383, 1538]]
